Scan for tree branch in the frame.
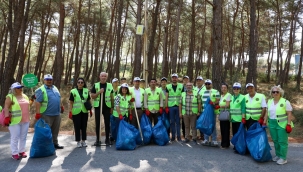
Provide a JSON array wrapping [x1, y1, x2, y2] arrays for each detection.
[[205, 0, 214, 7]]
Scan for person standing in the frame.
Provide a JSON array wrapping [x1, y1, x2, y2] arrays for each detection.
[[194, 76, 206, 140], [144, 78, 164, 126], [179, 82, 201, 143], [160, 77, 170, 135], [140, 79, 146, 89], [200, 79, 220, 146], [120, 77, 127, 84], [112, 78, 119, 97], [243, 83, 267, 129], [181, 76, 190, 138], [4, 82, 30, 160], [166, 73, 184, 141], [219, 83, 232, 149], [264, 86, 294, 165], [129, 77, 144, 128], [91, 72, 114, 146], [69, 78, 92, 148], [35, 74, 64, 149]]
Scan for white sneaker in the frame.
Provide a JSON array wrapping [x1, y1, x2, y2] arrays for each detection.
[[77, 142, 82, 148], [277, 158, 287, 165], [272, 156, 280, 162], [212, 141, 218, 146], [82, 141, 87, 147], [202, 140, 209, 145]]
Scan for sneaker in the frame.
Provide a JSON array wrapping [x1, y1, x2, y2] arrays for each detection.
[[77, 142, 82, 148], [93, 141, 101, 146], [12, 154, 20, 160], [277, 158, 287, 165], [202, 140, 209, 145], [183, 139, 189, 143], [212, 141, 218, 146], [19, 152, 27, 158], [81, 141, 87, 147], [272, 156, 280, 162]]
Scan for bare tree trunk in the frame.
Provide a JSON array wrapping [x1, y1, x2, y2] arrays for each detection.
[[171, 0, 182, 74], [162, 0, 171, 78], [133, 0, 143, 77], [187, 0, 195, 80], [296, 24, 303, 91]]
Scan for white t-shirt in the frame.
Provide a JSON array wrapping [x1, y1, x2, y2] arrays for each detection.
[[268, 100, 292, 119], [219, 94, 231, 104], [133, 88, 142, 108]]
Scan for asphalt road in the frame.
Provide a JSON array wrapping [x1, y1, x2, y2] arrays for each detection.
[[0, 131, 302, 172]]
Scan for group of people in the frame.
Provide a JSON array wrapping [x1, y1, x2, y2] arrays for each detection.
[[2, 72, 294, 165]]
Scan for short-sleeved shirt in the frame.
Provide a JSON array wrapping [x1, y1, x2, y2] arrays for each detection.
[[91, 82, 113, 109], [268, 100, 292, 119], [35, 85, 61, 116]]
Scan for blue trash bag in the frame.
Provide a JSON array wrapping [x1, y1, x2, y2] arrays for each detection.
[[161, 112, 170, 130], [246, 122, 272, 162], [116, 120, 139, 150], [140, 113, 152, 145], [152, 117, 169, 146], [30, 119, 55, 158], [196, 98, 215, 135], [110, 115, 117, 140], [231, 123, 247, 155]]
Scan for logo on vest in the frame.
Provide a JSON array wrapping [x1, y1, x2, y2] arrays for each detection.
[[236, 100, 239, 103], [246, 100, 248, 103], [148, 93, 151, 96], [156, 92, 159, 95], [256, 98, 259, 101], [108, 89, 110, 91], [178, 88, 181, 91], [223, 99, 226, 102], [280, 104, 284, 107]]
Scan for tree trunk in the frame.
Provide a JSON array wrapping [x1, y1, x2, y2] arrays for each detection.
[[133, 0, 143, 77], [296, 24, 303, 91], [162, 0, 171, 78], [187, 0, 195, 80], [171, 0, 182, 74]]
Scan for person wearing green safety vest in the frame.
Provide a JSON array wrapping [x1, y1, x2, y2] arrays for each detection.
[[230, 82, 246, 144], [244, 83, 267, 130], [179, 82, 201, 143], [144, 78, 164, 126], [219, 83, 232, 149], [113, 83, 133, 139], [129, 77, 145, 129], [4, 82, 30, 160], [69, 78, 92, 148], [160, 77, 170, 135], [35, 74, 64, 149], [194, 76, 206, 140], [112, 78, 119, 97], [200, 79, 220, 146], [181, 75, 190, 139], [91, 72, 114, 146], [166, 73, 184, 142], [263, 86, 294, 165]]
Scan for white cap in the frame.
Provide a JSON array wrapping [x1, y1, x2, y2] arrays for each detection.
[[171, 73, 178, 77], [196, 76, 203, 80], [133, 77, 141, 81], [233, 82, 241, 88], [44, 74, 53, 80], [112, 78, 118, 83], [205, 79, 212, 84], [161, 77, 167, 81], [120, 83, 129, 88], [183, 75, 189, 79], [246, 83, 254, 88], [11, 82, 24, 89]]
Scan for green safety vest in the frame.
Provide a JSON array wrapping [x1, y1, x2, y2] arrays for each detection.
[[0, 105, 2, 112], [167, 83, 183, 107], [219, 93, 231, 111], [7, 94, 29, 126], [267, 98, 294, 129], [93, 82, 113, 108], [201, 89, 220, 114], [145, 87, 162, 111], [245, 93, 265, 120], [35, 85, 59, 113], [112, 94, 131, 117], [70, 88, 89, 115], [181, 92, 199, 115], [194, 86, 206, 96], [230, 94, 245, 122], [129, 87, 144, 109], [113, 87, 119, 97]]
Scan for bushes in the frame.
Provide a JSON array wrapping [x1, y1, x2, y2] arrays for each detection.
[[293, 109, 303, 126]]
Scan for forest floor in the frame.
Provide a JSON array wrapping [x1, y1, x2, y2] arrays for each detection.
[[1, 81, 302, 143]]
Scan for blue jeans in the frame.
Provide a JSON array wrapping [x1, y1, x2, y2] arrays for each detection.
[[204, 114, 217, 141], [169, 106, 180, 139]]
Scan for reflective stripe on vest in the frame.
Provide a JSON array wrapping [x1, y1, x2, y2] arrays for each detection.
[[245, 93, 264, 120], [145, 88, 161, 111], [267, 98, 294, 129], [113, 94, 131, 117], [36, 85, 59, 113], [71, 88, 89, 115], [129, 87, 144, 109], [167, 83, 183, 107], [8, 94, 29, 125], [230, 94, 245, 122], [93, 83, 113, 108], [181, 92, 199, 115]]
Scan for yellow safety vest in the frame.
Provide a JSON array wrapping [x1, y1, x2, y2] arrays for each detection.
[[145, 87, 162, 111], [230, 94, 245, 122], [181, 92, 199, 115], [112, 94, 131, 117], [35, 85, 59, 113], [129, 87, 144, 109], [245, 93, 265, 120], [267, 98, 294, 129], [7, 94, 29, 126], [167, 83, 183, 107], [93, 82, 113, 108], [70, 88, 89, 115]]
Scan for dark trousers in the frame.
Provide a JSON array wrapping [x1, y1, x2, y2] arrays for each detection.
[[232, 122, 241, 136], [131, 109, 143, 129], [148, 112, 160, 126], [181, 118, 185, 137], [246, 118, 258, 130], [72, 112, 88, 141], [95, 107, 111, 141], [220, 120, 230, 148], [166, 112, 170, 136]]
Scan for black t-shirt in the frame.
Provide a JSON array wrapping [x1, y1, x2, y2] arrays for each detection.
[[69, 89, 91, 102], [91, 82, 113, 109]]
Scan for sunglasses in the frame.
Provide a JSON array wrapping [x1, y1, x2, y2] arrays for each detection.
[[16, 87, 23, 89], [45, 79, 52, 81], [205, 83, 211, 85], [233, 88, 240, 90], [78, 82, 84, 84], [272, 91, 280, 94]]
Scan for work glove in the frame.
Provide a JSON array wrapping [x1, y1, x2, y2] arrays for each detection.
[[61, 106, 64, 113], [145, 109, 150, 116], [214, 105, 220, 109], [129, 114, 133, 121], [209, 101, 214, 105], [258, 117, 264, 125], [130, 98, 135, 103], [165, 107, 169, 114], [69, 112, 73, 120], [35, 113, 41, 120], [241, 118, 246, 124], [4, 117, 11, 126], [119, 114, 123, 120], [89, 110, 93, 117], [286, 124, 292, 133], [159, 107, 163, 114]]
